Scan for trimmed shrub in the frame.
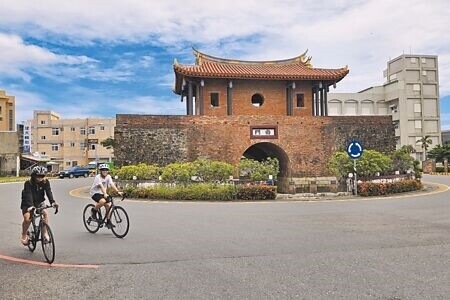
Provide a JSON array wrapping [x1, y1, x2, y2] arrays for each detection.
[[236, 185, 277, 200], [358, 180, 422, 197], [114, 159, 234, 184], [435, 166, 445, 173], [112, 163, 160, 180], [121, 183, 276, 201], [160, 162, 195, 184], [192, 159, 234, 182]]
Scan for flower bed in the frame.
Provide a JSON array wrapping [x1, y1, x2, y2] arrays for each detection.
[[358, 179, 422, 197]]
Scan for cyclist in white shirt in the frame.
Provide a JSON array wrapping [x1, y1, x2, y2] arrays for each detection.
[[89, 163, 123, 229]]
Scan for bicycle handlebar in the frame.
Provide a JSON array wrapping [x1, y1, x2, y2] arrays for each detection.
[[32, 205, 58, 215]]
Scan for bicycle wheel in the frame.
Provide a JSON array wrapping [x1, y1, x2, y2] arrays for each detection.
[[27, 224, 37, 252], [83, 204, 100, 233], [110, 206, 129, 238], [40, 223, 55, 264]]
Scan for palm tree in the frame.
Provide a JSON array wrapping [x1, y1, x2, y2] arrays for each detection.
[[416, 135, 433, 160]]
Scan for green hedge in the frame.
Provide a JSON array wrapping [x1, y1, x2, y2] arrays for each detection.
[[435, 166, 448, 173], [121, 184, 276, 201], [358, 180, 422, 197], [111, 163, 160, 180]]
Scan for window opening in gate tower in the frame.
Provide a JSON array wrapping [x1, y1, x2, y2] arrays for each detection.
[[210, 92, 219, 107], [251, 93, 264, 107], [296, 93, 304, 108]]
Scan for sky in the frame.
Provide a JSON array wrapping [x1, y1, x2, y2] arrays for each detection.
[[0, 0, 449, 127]]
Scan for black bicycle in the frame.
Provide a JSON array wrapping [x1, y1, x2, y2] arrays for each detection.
[[82, 194, 129, 238], [27, 205, 58, 264]]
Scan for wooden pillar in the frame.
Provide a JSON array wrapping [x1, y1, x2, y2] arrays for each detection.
[[289, 82, 295, 115], [320, 87, 325, 116], [324, 85, 329, 116], [181, 77, 186, 114], [312, 87, 316, 116], [315, 86, 320, 116], [199, 79, 204, 115], [188, 81, 193, 115], [227, 80, 233, 116]]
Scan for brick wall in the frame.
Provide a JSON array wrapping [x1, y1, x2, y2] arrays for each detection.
[[115, 114, 395, 179], [199, 79, 313, 117]]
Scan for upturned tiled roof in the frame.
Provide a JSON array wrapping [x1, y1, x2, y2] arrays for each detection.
[[173, 49, 349, 81]]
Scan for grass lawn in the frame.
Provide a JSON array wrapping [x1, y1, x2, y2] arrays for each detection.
[[0, 176, 29, 183]]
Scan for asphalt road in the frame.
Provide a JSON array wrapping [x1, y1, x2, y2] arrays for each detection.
[[1, 175, 450, 299]]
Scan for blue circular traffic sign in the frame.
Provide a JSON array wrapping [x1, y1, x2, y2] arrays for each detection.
[[347, 141, 363, 159]]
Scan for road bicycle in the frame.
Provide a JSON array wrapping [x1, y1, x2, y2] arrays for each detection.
[[82, 194, 129, 238], [27, 205, 58, 264]]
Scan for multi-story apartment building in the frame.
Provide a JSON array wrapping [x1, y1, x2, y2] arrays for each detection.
[[328, 54, 440, 161], [28, 111, 115, 171], [0, 90, 15, 131], [0, 90, 18, 175]]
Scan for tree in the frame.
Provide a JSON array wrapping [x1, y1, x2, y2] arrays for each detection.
[[238, 157, 280, 181], [391, 148, 415, 173], [100, 137, 116, 150], [399, 145, 415, 154], [427, 144, 450, 163], [416, 135, 433, 160], [328, 150, 392, 178]]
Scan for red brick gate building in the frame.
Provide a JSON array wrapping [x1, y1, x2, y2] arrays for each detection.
[[115, 49, 395, 193]]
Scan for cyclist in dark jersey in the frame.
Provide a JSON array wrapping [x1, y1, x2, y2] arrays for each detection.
[[20, 166, 59, 245]]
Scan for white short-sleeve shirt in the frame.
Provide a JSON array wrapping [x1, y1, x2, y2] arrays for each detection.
[[90, 174, 114, 196]]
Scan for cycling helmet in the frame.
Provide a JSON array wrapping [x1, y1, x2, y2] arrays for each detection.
[[31, 165, 48, 176], [98, 163, 110, 171]]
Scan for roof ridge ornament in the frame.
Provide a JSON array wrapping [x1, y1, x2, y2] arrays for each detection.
[[305, 56, 313, 68], [191, 48, 312, 66], [193, 47, 203, 65]]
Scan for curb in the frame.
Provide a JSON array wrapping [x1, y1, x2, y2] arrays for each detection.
[[69, 186, 91, 199], [68, 181, 449, 204]]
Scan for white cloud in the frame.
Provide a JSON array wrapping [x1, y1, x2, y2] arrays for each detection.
[[1, 0, 450, 126], [0, 33, 94, 81], [1, 0, 448, 94]]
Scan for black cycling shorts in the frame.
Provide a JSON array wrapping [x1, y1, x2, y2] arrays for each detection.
[[91, 193, 105, 202], [91, 193, 111, 203]]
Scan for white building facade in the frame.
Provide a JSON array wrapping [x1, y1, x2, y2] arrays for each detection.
[[328, 54, 440, 160]]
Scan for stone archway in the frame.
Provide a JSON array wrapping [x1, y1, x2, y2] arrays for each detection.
[[241, 142, 290, 192]]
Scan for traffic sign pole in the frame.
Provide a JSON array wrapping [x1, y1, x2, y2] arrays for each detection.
[[346, 140, 363, 196], [354, 159, 357, 196]]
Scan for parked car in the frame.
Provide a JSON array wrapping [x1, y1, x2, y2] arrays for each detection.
[[59, 166, 90, 178]]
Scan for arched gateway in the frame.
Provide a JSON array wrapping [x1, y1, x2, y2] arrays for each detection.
[[115, 49, 396, 194], [242, 142, 290, 193]]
